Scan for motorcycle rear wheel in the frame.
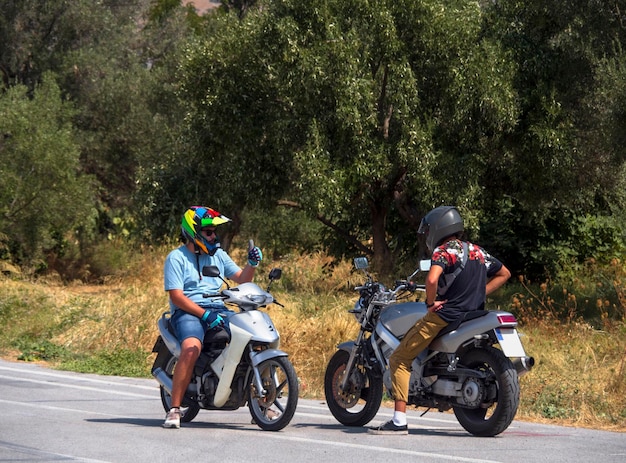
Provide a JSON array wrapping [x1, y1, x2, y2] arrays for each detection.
[[324, 349, 383, 427], [453, 347, 520, 437], [154, 352, 201, 423], [248, 356, 299, 431]]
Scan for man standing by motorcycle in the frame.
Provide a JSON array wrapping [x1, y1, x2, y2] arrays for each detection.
[[370, 206, 511, 434], [162, 206, 263, 429]]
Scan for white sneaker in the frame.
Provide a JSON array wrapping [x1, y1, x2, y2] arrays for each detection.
[[251, 408, 281, 424], [162, 407, 180, 429]]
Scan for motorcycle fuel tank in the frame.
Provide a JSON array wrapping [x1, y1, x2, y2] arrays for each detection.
[[378, 301, 428, 338]]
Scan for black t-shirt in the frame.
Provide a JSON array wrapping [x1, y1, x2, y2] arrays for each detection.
[[431, 239, 503, 323]]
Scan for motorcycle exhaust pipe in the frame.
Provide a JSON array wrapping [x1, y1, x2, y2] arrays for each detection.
[[152, 367, 197, 395], [512, 356, 535, 377], [152, 367, 173, 395]]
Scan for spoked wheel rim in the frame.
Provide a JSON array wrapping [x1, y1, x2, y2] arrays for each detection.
[[248, 356, 298, 431]]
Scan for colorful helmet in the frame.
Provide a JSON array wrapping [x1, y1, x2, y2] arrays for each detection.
[[418, 206, 464, 252], [181, 206, 231, 254]]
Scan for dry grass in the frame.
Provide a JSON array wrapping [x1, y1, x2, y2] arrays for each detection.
[[515, 321, 626, 431], [1, 246, 624, 432], [510, 269, 626, 431]]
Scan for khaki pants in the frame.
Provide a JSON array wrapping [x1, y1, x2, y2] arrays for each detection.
[[389, 311, 448, 403]]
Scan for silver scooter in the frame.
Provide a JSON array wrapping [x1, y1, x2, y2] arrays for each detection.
[[152, 266, 298, 431]]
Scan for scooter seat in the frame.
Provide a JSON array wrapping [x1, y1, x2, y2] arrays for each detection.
[[204, 327, 231, 346]]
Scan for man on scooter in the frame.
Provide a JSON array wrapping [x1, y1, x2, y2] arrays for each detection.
[[162, 206, 263, 428], [370, 206, 510, 434]]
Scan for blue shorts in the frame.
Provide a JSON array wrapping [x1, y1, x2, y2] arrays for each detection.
[[170, 305, 233, 342]]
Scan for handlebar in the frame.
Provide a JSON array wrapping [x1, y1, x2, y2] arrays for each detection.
[[355, 280, 425, 302], [392, 281, 425, 294]]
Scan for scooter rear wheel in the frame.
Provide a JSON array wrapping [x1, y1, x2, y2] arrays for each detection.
[[154, 352, 200, 423]]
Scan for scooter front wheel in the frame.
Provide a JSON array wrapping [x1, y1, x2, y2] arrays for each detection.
[[248, 356, 299, 431]]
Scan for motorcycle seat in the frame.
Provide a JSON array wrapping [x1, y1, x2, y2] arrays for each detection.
[[436, 309, 488, 337]]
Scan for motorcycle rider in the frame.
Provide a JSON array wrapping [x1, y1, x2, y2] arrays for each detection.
[[370, 206, 511, 434], [162, 206, 263, 428]]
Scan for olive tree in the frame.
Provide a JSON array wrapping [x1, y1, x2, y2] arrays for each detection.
[[174, 0, 518, 271], [479, 0, 626, 275], [0, 74, 95, 264]]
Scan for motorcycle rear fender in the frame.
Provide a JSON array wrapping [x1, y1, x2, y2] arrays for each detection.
[[151, 335, 164, 353], [429, 311, 516, 353], [250, 348, 289, 367]]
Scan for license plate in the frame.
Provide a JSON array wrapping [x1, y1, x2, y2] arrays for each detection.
[[495, 328, 527, 358]]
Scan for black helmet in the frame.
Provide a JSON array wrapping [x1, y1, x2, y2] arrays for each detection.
[[418, 206, 464, 252]]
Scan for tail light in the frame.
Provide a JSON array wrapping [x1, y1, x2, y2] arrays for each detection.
[[497, 314, 517, 326]]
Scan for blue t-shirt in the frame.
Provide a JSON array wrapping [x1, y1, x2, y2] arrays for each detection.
[[164, 245, 241, 313]]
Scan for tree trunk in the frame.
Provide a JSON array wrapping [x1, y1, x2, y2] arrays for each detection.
[[369, 200, 393, 275]]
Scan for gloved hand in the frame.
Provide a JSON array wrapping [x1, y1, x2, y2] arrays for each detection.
[[202, 310, 225, 330], [247, 240, 263, 267]]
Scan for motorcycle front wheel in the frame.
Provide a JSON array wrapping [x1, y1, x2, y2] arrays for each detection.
[[153, 352, 200, 423], [324, 349, 383, 426], [248, 356, 299, 431], [453, 347, 520, 437]]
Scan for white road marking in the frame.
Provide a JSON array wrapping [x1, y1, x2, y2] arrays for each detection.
[[0, 373, 156, 398], [2, 364, 504, 463], [260, 433, 503, 462], [0, 441, 112, 463]]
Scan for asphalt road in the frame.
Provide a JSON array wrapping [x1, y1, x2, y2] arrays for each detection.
[[1, 358, 624, 463]]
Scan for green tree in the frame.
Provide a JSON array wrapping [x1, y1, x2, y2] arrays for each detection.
[[172, 0, 518, 271], [1, 0, 199, 241], [480, 0, 626, 275], [0, 74, 95, 264]]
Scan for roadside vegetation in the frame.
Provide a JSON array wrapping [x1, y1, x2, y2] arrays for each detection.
[[1, 244, 624, 432], [2, 0, 626, 434]]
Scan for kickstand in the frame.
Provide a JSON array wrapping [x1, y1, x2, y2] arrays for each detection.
[[420, 408, 431, 417]]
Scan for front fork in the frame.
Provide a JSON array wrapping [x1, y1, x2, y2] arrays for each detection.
[[252, 363, 268, 397], [248, 345, 289, 399], [339, 330, 369, 391]]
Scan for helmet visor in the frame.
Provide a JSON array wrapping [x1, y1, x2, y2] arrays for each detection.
[[417, 218, 429, 235]]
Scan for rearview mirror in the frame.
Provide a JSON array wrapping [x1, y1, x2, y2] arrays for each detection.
[[269, 268, 282, 280], [354, 257, 369, 270], [419, 259, 431, 272], [202, 265, 220, 277]]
